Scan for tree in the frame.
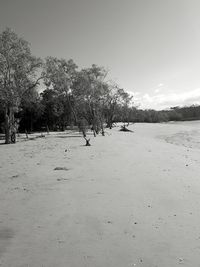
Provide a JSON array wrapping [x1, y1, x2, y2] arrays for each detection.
[[73, 64, 108, 136], [0, 28, 42, 143], [118, 88, 133, 124], [107, 87, 133, 126], [40, 88, 73, 131], [104, 84, 127, 128], [42, 57, 78, 126], [19, 87, 43, 133]]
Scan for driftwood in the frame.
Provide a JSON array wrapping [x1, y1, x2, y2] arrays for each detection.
[[119, 125, 133, 132], [84, 137, 91, 146]]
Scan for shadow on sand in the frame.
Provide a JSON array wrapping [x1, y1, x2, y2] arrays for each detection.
[[0, 227, 15, 257]]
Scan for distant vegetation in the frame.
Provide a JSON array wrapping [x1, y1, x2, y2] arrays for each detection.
[[126, 105, 200, 123], [0, 28, 200, 144]]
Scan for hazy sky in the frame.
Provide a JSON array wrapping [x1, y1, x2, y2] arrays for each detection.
[[1, 0, 200, 109]]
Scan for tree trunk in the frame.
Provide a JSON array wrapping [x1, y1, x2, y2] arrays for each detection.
[[66, 94, 77, 124], [106, 115, 113, 129], [25, 129, 29, 139], [5, 107, 11, 144], [100, 119, 105, 136], [30, 113, 33, 132], [92, 126, 96, 137], [4, 106, 15, 144]]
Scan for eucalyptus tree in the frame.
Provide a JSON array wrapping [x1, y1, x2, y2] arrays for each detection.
[[40, 88, 73, 131], [104, 83, 122, 129], [117, 88, 133, 125], [19, 87, 43, 133], [42, 57, 78, 127], [0, 28, 43, 143], [103, 83, 133, 128], [73, 64, 108, 136]]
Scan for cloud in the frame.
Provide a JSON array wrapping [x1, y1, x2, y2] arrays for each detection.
[[134, 88, 200, 110], [158, 83, 164, 87], [154, 88, 160, 93], [154, 83, 164, 93]]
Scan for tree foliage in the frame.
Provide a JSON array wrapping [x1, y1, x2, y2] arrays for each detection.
[[0, 28, 42, 143]]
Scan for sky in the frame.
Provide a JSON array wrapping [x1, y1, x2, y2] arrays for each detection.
[[1, 0, 200, 110]]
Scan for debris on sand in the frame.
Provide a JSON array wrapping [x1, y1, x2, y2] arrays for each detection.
[[119, 125, 133, 132], [178, 257, 184, 264], [54, 167, 70, 171], [11, 174, 19, 179], [57, 178, 69, 181], [84, 137, 91, 146]]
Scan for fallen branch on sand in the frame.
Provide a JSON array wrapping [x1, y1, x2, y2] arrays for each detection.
[[54, 167, 70, 171], [84, 137, 91, 146], [119, 125, 133, 132]]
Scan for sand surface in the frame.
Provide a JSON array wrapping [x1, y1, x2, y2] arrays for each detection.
[[0, 122, 200, 267]]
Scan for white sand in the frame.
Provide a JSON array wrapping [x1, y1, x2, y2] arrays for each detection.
[[0, 122, 200, 267]]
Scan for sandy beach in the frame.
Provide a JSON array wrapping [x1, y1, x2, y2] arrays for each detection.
[[0, 122, 200, 267]]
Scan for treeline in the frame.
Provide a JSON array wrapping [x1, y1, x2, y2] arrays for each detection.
[[0, 28, 133, 143], [127, 105, 200, 123], [1, 85, 200, 136], [1, 28, 200, 144], [0, 83, 132, 134]]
